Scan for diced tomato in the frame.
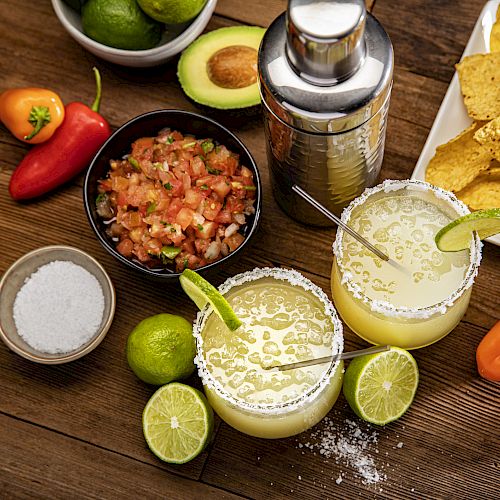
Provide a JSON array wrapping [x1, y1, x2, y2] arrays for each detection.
[[165, 198, 183, 222], [121, 211, 143, 229], [98, 179, 113, 192], [225, 196, 245, 214], [194, 238, 210, 255], [203, 200, 223, 221], [196, 221, 218, 240], [241, 166, 253, 178], [182, 237, 196, 255], [143, 238, 162, 256], [224, 232, 245, 251], [190, 156, 207, 178], [212, 179, 232, 200], [184, 188, 204, 210], [176, 207, 195, 230], [112, 176, 128, 191], [116, 238, 133, 257], [214, 209, 233, 224], [132, 137, 154, 158]]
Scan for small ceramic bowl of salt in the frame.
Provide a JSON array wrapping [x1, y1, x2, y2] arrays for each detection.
[[0, 246, 116, 364]]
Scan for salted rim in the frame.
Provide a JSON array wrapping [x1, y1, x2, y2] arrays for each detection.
[[194, 267, 344, 415], [332, 179, 482, 319]]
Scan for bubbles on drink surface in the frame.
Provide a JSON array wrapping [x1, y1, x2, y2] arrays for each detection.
[[343, 195, 470, 308], [202, 278, 336, 404]]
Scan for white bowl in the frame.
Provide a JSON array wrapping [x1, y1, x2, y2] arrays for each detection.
[[51, 0, 217, 67]]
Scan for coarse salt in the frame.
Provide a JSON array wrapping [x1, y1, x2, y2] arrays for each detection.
[[13, 261, 105, 354], [297, 413, 386, 485]]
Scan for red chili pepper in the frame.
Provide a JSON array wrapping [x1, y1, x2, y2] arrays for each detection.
[[9, 68, 111, 200]]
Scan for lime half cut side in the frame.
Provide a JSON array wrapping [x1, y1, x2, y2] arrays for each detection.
[[435, 208, 500, 251], [343, 347, 419, 426], [143, 383, 214, 464], [180, 269, 242, 331]]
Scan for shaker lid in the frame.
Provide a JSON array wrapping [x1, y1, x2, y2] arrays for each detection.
[[258, 2, 393, 133], [287, 0, 366, 85]]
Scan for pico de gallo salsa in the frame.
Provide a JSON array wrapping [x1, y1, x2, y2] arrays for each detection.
[[96, 128, 256, 272]]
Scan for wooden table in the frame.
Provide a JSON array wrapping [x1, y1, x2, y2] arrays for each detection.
[[1, 1, 499, 498]]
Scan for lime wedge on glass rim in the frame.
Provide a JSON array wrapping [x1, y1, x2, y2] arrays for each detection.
[[343, 347, 419, 426], [435, 208, 500, 251], [180, 269, 242, 331], [143, 383, 214, 464]]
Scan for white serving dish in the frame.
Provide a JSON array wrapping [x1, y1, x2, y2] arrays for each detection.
[[52, 0, 217, 67], [411, 0, 500, 246]]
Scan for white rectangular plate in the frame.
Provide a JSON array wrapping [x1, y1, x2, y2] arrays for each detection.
[[411, 0, 500, 246]]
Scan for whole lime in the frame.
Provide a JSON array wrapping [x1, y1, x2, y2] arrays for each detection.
[[126, 313, 196, 385], [82, 0, 162, 50], [137, 0, 207, 25]]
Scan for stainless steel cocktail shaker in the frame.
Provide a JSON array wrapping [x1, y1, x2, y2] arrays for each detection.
[[258, 0, 393, 226]]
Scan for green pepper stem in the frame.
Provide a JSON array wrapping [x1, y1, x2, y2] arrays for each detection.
[[24, 106, 51, 140], [91, 67, 102, 113]]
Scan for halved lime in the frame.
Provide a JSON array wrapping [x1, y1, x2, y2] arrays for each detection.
[[435, 208, 500, 251], [180, 269, 242, 331], [143, 383, 214, 464], [343, 347, 419, 426]]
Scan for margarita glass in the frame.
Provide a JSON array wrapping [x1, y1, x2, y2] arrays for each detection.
[[194, 268, 344, 439], [331, 179, 482, 349]]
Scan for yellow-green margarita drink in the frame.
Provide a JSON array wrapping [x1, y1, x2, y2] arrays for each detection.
[[194, 268, 344, 439], [331, 180, 482, 349]]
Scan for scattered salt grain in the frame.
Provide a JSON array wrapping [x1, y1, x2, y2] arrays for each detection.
[[296, 414, 386, 485], [335, 476, 343, 485], [13, 261, 104, 354], [396, 442, 404, 448]]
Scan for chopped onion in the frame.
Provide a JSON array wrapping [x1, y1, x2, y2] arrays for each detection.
[[225, 223, 239, 238], [204, 241, 221, 261], [162, 160, 169, 171], [233, 213, 246, 225], [192, 212, 205, 226]]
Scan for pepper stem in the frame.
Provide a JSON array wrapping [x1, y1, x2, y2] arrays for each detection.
[[91, 67, 102, 113], [24, 106, 51, 140]]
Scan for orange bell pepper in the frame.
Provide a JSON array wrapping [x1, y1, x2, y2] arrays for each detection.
[[0, 88, 65, 144], [476, 320, 500, 382]]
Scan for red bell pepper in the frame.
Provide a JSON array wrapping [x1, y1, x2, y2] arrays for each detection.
[[476, 320, 500, 382], [9, 68, 111, 200]]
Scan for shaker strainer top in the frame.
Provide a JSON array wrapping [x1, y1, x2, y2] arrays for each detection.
[[258, 0, 393, 133]]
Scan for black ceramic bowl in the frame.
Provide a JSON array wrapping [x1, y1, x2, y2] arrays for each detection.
[[83, 110, 262, 281]]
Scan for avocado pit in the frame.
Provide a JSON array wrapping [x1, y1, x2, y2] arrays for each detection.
[[206, 45, 258, 89]]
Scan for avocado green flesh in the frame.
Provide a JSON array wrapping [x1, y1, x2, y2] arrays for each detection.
[[178, 26, 266, 110]]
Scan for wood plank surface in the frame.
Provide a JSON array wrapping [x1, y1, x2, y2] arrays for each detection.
[[1, 0, 499, 499]]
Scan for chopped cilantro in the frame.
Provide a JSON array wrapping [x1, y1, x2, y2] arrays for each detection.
[[182, 141, 196, 149], [146, 202, 156, 215], [183, 258, 189, 269], [200, 184, 209, 190], [163, 182, 172, 190], [201, 140, 214, 154], [129, 157, 141, 171], [95, 193, 106, 204], [243, 186, 257, 191], [161, 221, 169, 226], [197, 224, 204, 231], [207, 166, 221, 175], [167, 135, 174, 144], [170, 227, 177, 233]]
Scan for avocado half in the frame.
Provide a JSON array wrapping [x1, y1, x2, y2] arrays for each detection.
[[178, 26, 266, 111]]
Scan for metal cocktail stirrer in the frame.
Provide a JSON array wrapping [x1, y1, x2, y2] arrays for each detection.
[[292, 184, 410, 275], [264, 345, 391, 372], [292, 184, 389, 261]]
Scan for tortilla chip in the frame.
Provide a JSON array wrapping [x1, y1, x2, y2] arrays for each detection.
[[491, 5, 500, 52], [425, 122, 493, 192], [474, 117, 500, 160], [456, 53, 500, 120], [455, 162, 500, 210]]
